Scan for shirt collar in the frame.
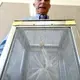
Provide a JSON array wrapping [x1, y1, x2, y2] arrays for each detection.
[[35, 14, 49, 19]]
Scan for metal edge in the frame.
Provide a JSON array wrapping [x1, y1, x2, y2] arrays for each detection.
[[14, 19, 75, 21], [71, 26, 80, 66], [0, 26, 16, 78], [12, 20, 76, 26]]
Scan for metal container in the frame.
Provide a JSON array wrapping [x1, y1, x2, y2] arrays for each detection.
[[0, 20, 80, 80]]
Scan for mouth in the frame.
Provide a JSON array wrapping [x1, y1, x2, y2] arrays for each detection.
[[39, 7, 46, 9]]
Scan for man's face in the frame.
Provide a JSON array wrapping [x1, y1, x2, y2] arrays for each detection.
[[33, 0, 51, 15]]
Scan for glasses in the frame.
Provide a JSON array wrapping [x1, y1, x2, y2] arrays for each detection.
[[36, 0, 50, 3]]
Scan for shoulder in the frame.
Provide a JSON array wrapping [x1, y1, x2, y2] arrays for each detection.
[[23, 16, 39, 20]]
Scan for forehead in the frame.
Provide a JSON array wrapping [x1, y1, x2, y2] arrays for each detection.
[[34, 0, 50, 2]]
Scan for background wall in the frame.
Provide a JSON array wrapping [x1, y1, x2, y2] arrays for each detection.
[[0, 3, 30, 42], [0, 1, 80, 42], [1, 0, 80, 6]]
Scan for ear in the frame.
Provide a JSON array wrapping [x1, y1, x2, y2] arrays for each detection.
[[49, 4, 51, 8], [33, 3, 35, 7]]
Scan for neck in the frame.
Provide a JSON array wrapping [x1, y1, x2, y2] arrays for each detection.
[[36, 12, 48, 15], [37, 13, 47, 15]]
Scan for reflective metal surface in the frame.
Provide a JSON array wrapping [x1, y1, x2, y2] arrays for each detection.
[[1, 26, 80, 80]]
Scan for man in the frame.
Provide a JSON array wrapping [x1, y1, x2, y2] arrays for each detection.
[[0, 0, 51, 55], [33, 0, 51, 19], [28, 0, 51, 20]]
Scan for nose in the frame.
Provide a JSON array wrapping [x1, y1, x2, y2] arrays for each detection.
[[41, 0, 45, 3]]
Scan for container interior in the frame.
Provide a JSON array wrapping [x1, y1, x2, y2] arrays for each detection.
[[1, 27, 80, 80]]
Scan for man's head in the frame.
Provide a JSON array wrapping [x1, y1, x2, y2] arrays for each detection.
[[33, 0, 51, 15]]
